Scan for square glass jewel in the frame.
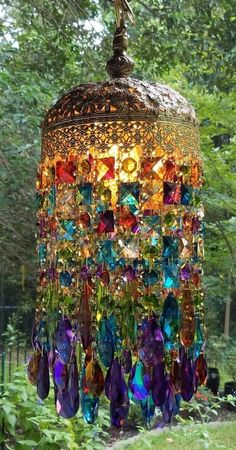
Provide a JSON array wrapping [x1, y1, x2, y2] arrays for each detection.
[[97, 157, 115, 181], [163, 264, 180, 288], [141, 182, 162, 210], [142, 213, 160, 235], [97, 210, 114, 234], [163, 182, 181, 205], [181, 184, 193, 205], [56, 161, 76, 184], [119, 207, 139, 233], [119, 182, 139, 207], [98, 240, 117, 265], [141, 157, 164, 180], [118, 237, 139, 259], [163, 236, 179, 259], [77, 183, 92, 205], [58, 219, 76, 240]]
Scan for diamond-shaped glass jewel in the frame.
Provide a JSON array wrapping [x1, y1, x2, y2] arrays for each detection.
[[163, 182, 181, 205], [97, 157, 115, 181], [98, 240, 117, 265], [181, 185, 192, 205], [77, 183, 92, 205], [58, 220, 76, 240], [141, 158, 164, 180], [119, 182, 139, 206], [56, 161, 76, 184], [163, 264, 179, 288], [163, 236, 179, 259], [97, 210, 114, 234]]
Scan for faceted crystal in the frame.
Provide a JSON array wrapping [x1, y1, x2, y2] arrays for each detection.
[[97, 317, 114, 367], [180, 291, 195, 347], [97, 210, 114, 234], [77, 212, 91, 230], [181, 353, 194, 401], [163, 264, 179, 289], [141, 157, 164, 180], [129, 361, 151, 400], [142, 270, 158, 287], [121, 349, 132, 374], [122, 157, 137, 174], [141, 395, 156, 426], [119, 207, 138, 233], [196, 353, 207, 386], [98, 240, 117, 265], [37, 353, 50, 400], [151, 362, 166, 407], [119, 182, 139, 206], [105, 358, 126, 407], [194, 317, 204, 358], [97, 157, 115, 180], [161, 378, 179, 423], [77, 183, 92, 205], [84, 359, 104, 397], [81, 392, 99, 424], [139, 317, 164, 367], [58, 220, 76, 241], [55, 318, 72, 365], [28, 351, 41, 385], [163, 236, 179, 259], [110, 393, 129, 428], [122, 265, 136, 282], [181, 263, 192, 281], [53, 358, 67, 391], [163, 182, 181, 204], [56, 161, 76, 184], [181, 184, 192, 205], [59, 271, 72, 287], [160, 293, 180, 349]]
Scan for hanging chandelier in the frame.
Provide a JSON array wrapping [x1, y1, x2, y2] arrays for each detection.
[[28, 1, 207, 427]]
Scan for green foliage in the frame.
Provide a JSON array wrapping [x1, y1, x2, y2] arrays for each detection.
[[206, 335, 236, 381], [0, 366, 109, 449]]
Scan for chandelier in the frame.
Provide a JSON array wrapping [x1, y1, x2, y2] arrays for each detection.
[[28, 1, 207, 427]]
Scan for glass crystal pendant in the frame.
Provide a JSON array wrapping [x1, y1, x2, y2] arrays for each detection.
[[29, 1, 206, 426]]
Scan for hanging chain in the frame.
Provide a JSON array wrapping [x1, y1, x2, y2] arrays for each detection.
[[113, 0, 135, 27], [106, 0, 135, 78]]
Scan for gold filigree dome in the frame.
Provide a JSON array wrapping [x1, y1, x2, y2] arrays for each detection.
[[42, 77, 197, 133]]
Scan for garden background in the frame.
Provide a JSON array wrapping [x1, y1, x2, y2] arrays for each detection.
[[0, 1, 236, 449]]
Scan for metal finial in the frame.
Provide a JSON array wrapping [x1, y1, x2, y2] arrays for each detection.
[[106, 0, 134, 78]]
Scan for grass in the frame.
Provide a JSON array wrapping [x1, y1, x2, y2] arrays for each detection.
[[115, 421, 236, 450]]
